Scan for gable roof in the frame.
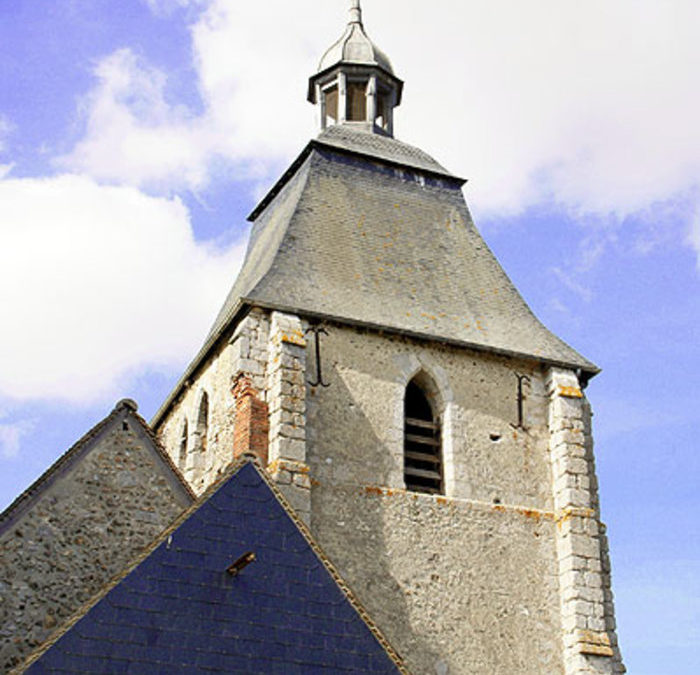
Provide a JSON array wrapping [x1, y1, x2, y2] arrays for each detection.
[[0, 400, 194, 534], [20, 460, 407, 674]]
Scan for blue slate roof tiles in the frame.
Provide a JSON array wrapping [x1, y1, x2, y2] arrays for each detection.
[[20, 460, 407, 674]]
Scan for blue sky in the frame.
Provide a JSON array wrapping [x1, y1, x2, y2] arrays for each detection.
[[1, 1, 698, 671]]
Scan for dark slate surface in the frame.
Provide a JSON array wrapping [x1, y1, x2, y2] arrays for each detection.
[[26, 462, 401, 674], [315, 125, 454, 178], [208, 136, 595, 371]]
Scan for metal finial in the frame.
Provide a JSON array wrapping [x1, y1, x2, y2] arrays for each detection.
[[349, 0, 362, 24]]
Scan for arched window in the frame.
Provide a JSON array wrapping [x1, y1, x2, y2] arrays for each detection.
[[195, 392, 209, 455], [404, 379, 442, 494], [178, 419, 188, 468]]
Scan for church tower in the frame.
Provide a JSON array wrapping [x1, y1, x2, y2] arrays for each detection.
[[153, 3, 624, 673]]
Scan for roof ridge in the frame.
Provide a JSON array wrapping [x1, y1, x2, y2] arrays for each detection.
[[128, 406, 196, 501], [0, 404, 122, 531], [0, 401, 194, 533]]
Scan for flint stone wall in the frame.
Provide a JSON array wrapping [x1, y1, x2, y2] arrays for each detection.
[[0, 408, 192, 672]]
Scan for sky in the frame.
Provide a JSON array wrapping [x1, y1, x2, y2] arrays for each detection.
[[0, 0, 698, 671]]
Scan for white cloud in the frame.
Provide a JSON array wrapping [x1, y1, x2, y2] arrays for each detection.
[[57, 3, 345, 190], [58, 0, 700, 223], [550, 267, 594, 304], [0, 174, 246, 403], [0, 416, 33, 459], [57, 49, 216, 190], [391, 0, 700, 220]]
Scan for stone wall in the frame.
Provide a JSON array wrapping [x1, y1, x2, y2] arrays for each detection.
[[158, 309, 312, 517], [157, 308, 271, 493], [0, 403, 192, 672], [155, 310, 624, 674], [547, 369, 625, 674], [305, 323, 564, 674]]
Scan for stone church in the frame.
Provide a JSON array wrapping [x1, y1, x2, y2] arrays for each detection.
[[1, 2, 625, 673]]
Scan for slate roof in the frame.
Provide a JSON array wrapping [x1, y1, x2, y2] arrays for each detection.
[[153, 127, 596, 426], [0, 400, 194, 533], [20, 460, 407, 674], [314, 125, 455, 180]]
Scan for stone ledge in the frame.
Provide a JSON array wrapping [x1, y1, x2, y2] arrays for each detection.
[[359, 484, 556, 520]]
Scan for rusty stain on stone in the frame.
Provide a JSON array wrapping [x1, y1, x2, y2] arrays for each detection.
[[558, 385, 583, 399]]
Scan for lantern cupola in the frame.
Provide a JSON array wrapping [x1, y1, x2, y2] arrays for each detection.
[[308, 0, 403, 136]]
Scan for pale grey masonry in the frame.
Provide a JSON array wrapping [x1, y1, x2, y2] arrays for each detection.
[[265, 312, 311, 522], [305, 324, 563, 673], [0, 402, 193, 673], [158, 309, 271, 494], [157, 309, 312, 519], [547, 369, 625, 673]]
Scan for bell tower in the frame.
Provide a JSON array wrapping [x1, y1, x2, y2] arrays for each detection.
[[308, 0, 403, 136], [154, 3, 625, 673]]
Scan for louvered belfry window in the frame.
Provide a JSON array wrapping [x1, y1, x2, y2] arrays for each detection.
[[404, 380, 442, 494]]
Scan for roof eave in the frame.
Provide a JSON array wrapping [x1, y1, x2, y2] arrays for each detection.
[[243, 299, 601, 377], [151, 299, 252, 429]]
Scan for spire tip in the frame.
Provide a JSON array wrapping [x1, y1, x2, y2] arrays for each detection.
[[349, 0, 362, 25]]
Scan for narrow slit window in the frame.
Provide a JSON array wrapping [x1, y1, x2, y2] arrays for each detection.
[[196, 392, 209, 455], [404, 380, 442, 494], [178, 419, 188, 468]]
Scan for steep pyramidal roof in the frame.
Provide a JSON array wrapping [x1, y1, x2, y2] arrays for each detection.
[[21, 461, 406, 674], [207, 126, 596, 372]]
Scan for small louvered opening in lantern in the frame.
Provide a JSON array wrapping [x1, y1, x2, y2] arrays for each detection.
[[347, 80, 368, 121], [325, 85, 339, 123], [404, 381, 442, 494]]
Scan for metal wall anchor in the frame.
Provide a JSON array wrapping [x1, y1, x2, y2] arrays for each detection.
[[514, 373, 531, 430], [306, 325, 331, 388]]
